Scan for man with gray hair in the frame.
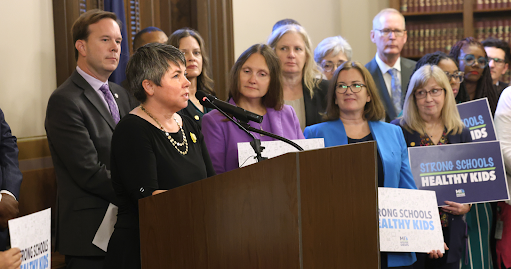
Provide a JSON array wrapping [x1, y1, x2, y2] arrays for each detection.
[[365, 8, 416, 122]]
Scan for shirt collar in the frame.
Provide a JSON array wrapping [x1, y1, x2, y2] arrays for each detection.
[[375, 53, 401, 74], [76, 66, 109, 91]]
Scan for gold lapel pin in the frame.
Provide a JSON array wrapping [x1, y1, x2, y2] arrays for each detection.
[[190, 132, 197, 143]]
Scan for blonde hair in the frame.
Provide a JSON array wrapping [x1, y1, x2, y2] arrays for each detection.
[[268, 24, 322, 97], [324, 61, 385, 121], [399, 64, 464, 135]]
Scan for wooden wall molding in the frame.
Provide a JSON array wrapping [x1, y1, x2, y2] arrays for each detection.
[[52, 0, 234, 99]]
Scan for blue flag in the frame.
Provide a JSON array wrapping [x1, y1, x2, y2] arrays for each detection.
[[104, 0, 129, 85]]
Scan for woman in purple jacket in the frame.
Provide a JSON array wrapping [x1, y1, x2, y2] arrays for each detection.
[[202, 44, 304, 174]]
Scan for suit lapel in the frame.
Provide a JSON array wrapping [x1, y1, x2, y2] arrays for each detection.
[[72, 71, 116, 130], [302, 79, 315, 126], [400, 58, 415, 101], [368, 58, 396, 120], [109, 82, 129, 117]]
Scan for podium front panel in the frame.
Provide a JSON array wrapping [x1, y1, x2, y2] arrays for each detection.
[[299, 142, 379, 268]]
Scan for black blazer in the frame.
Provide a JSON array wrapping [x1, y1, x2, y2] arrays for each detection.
[[303, 79, 329, 127], [365, 57, 416, 122], [0, 108, 22, 250], [45, 70, 134, 256]]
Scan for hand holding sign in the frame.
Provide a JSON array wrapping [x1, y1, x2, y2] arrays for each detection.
[[0, 248, 21, 269], [440, 201, 471, 215]]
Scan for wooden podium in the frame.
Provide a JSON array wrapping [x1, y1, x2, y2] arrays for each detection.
[[139, 141, 379, 268]]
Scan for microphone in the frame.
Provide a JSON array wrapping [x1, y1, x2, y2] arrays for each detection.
[[196, 91, 263, 123]]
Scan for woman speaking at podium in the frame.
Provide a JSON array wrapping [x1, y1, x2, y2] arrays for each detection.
[[202, 44, 304, 174], [104, 43, 215, 269], [303, 61, 417, 268]]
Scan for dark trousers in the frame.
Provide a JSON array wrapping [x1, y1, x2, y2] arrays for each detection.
[[65, 255, 105, 269], [412, 253, 460, 269]]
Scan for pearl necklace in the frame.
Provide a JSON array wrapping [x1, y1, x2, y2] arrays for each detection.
[[140, 105, 188, 155]]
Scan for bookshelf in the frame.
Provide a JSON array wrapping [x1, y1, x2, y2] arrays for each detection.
[[390, 0, 511, 83]]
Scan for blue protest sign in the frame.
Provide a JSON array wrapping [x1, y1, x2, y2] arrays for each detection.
[[457, 98, 496, 142], [408, 141, 509, 206]]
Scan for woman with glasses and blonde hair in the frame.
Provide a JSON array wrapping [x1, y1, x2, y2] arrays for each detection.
[[392, 64, 472, 269], [411, 51, 464, 98], [304, 61, 417, 268], [268, 24, 328, 131], [314, 36, 352, 80]]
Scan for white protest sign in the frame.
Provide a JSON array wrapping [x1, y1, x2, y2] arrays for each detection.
[[9, 208, 51, 269], [378, 188, 444, 253], [237, 138, 324, 168]]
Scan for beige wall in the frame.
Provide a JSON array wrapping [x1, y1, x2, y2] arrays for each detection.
[[233, 0, 389, 66], [0, 0, 56, 139], [0, 0, 389, 139]]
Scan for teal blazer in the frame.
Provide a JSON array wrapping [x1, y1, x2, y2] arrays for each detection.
[[304, 119, 417, 267]]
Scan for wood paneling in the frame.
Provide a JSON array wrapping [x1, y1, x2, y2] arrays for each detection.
[[53, 0, 234, 98]]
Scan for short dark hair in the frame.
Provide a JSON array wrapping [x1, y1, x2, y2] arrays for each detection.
[[72, 9, 121, 60], [133, 27, 164, 52], [482, 37, 511, 64], [126, 43, 186, 103], [167, 28, 215, 96], [229, 44, 284, 111], [324, 61, 385, 121], [272, 18, 301, 32]]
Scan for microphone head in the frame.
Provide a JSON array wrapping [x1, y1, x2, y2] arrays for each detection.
[[195, 91, 215, 108]]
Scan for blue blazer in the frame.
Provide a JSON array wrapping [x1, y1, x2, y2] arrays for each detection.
[[304, 119, 417, 267]]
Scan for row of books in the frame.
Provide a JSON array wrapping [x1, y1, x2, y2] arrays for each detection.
[[474, 19, 511, 44], [402, 19, 511, 83], [402, 22, 464, 57], [476, 18, 510, 85], [400, 0, 511, 13], [400, 0, 464, 13]]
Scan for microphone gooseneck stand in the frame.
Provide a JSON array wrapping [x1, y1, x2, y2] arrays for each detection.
[[200, 94, 304, 165], [205, 99, 267, 163], [238, 122, 304, 152]]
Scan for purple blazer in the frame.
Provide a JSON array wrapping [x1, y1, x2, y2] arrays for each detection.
[[202, 99, 305, 174]]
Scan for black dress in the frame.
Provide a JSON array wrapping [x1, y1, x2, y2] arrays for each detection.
[[178, 99, 213, 126], [104, 114, 215, 269]]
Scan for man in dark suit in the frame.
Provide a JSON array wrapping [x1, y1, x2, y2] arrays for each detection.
[[0, 108, 22, 252], [482, 37, 510, 99], [365, 8, 416, 122], [45, 10, 133, 269]]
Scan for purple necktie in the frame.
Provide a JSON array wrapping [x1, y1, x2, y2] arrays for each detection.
[[99, 84, 120, 124]]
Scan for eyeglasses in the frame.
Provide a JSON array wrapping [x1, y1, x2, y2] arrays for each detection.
[[444, 71, 464, 83], [321, 60, 345, 72], [414, 88, 445, 99], [374, 29, 406, 37], [336, 83, 366, 94], [458, 54, 488, 68], [489, 57, 506, 66]]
